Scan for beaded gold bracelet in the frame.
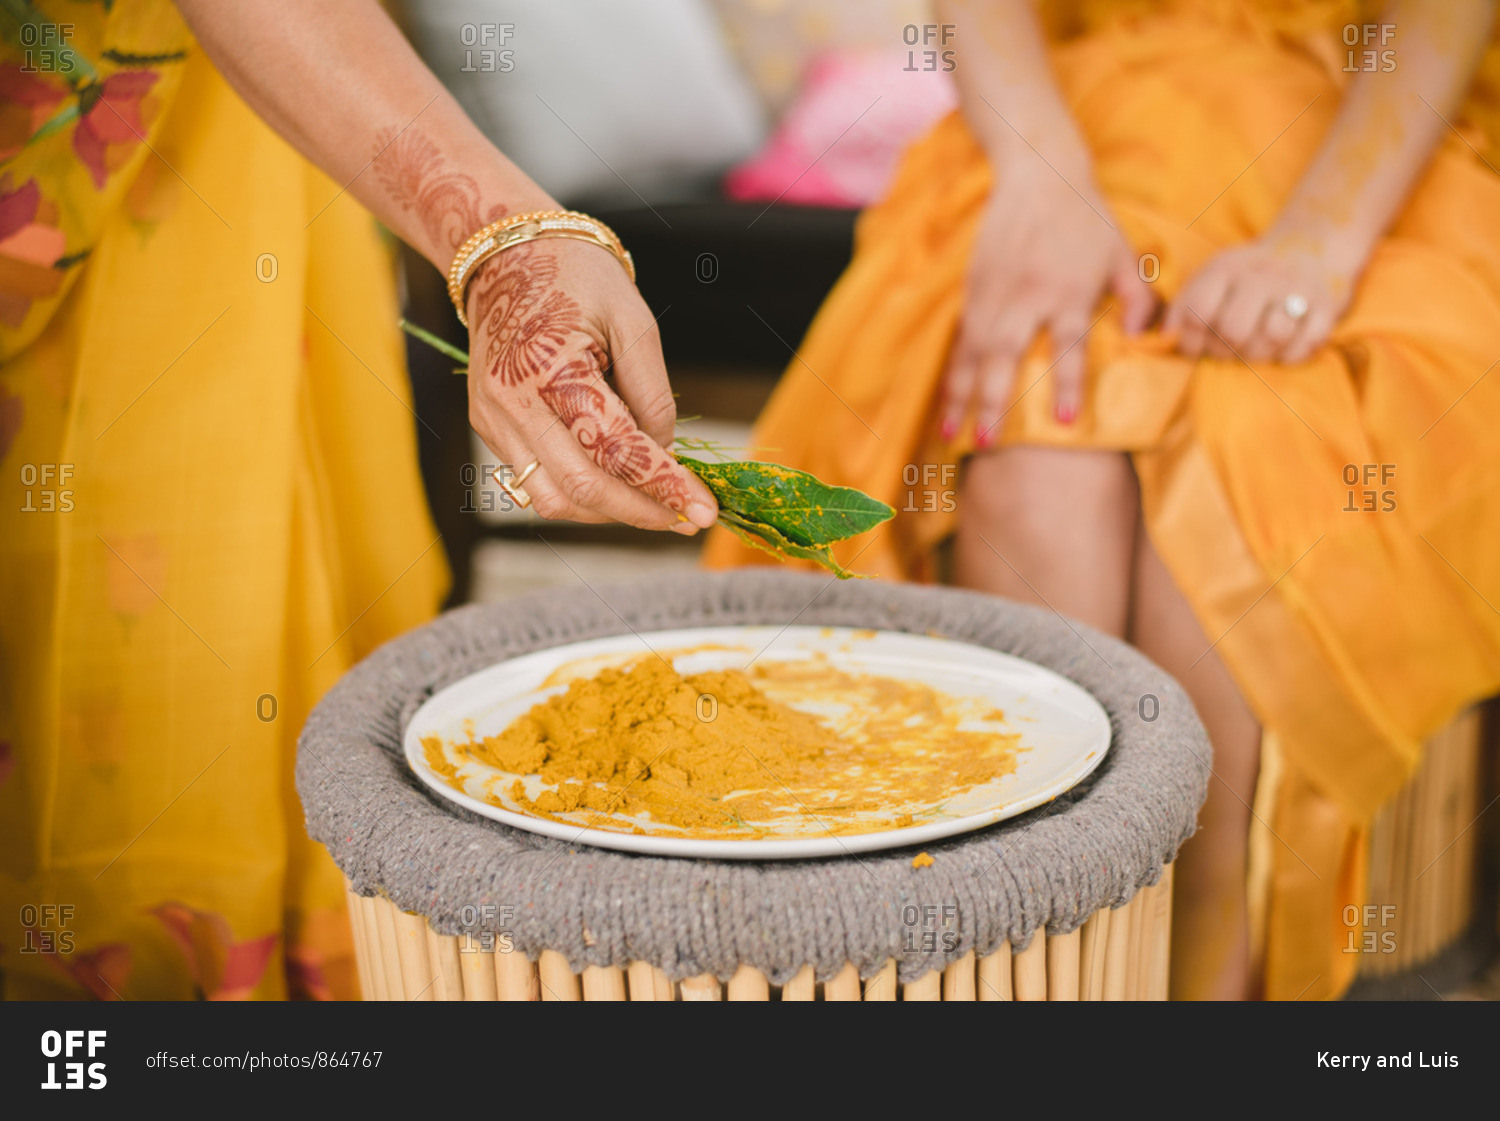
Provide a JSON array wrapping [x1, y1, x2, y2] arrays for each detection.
[[446, 210, 635, 327]]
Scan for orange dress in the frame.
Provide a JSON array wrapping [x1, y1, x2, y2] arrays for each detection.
[[705, 0, 1500, 999]]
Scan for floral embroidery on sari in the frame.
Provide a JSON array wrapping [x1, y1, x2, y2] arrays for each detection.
[[0, 0, 189, 347], [152, 903, 279, 1001]]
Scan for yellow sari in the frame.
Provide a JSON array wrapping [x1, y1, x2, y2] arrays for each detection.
[[0, 2, 445, 998], [706, 0, 1500, 999]]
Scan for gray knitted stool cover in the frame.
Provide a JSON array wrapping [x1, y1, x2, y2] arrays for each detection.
[[297, 569, 1210, 983]]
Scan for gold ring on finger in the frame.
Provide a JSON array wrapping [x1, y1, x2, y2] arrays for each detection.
[[497, 459, 541, 509]]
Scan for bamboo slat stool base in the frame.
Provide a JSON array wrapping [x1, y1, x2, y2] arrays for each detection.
[[345, 866, 1174, 1000], [298, 571, 1210, 1002], [1345, 703, 1499, 999]]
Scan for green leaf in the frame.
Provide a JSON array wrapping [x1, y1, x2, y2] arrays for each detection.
[[715, 510, 859, 579], [678, 456, 892, 546]]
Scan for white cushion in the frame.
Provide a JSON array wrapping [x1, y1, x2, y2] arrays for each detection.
[[404, 0, 768, 205]]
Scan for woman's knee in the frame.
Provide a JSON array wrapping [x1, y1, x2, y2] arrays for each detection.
[[960, 445, 1137, 540], [953, 446, 1139, 634]]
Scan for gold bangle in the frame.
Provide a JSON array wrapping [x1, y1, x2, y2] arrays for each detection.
[[446, 209, 636, 327]]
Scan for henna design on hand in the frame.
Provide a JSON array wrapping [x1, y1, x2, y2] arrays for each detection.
[[536, 351, 609, 425], [632, 462, 694, 508], [468, 242, 694, 513], [573, 412, 658, 482], [370, 122, 699, 520], [470, 249, 583, 387], [372, 129, 505, 251], [537, 356, 690, 506]]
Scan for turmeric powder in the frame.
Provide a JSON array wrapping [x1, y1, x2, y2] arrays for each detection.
[[426, 654, 1022, 840]]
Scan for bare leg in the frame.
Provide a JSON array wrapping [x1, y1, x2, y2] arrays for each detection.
[[952, 446, 1139, 637], [1129, 518, 1262, 1000], [955, 446, 1258, 997]]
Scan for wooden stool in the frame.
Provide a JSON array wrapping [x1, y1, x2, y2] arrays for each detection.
[[346, 865, 1174, 1002], [1358, 706, 1494, 981], [301, 571, 1206, 1009]]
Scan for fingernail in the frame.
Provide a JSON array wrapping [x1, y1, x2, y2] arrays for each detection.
[[940, 417, 958, 442], [686, 501, 717, 529], [671, 521, 700, 536], [975, 426, 992, 450], [1055, 402, 1077, 425]]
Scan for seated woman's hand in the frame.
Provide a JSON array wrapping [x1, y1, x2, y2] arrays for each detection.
[[1165, 239, 1352, 364], [941, 170, 1156, 440], [465, 238, 719, 532]]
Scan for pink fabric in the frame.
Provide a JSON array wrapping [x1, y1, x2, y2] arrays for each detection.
[[725, 50, 957, 209]]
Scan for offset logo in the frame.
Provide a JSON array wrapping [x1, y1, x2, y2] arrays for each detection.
[[40, 1030, 107, 1090]]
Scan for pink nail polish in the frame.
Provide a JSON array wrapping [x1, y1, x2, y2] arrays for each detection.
[[1056, 403, 1077, 425], [975, 426, 992, 450], [940, 417, 958, 442]]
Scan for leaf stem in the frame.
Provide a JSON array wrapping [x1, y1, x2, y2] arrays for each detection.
[[399, 318, 470, 369]]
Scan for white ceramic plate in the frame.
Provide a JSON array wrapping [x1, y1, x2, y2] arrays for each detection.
[[404, 625, 1110, 860]]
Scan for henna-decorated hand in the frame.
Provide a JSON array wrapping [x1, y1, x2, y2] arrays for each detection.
[[465, 238, 719, 532], [368, 128, 716, 529]]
